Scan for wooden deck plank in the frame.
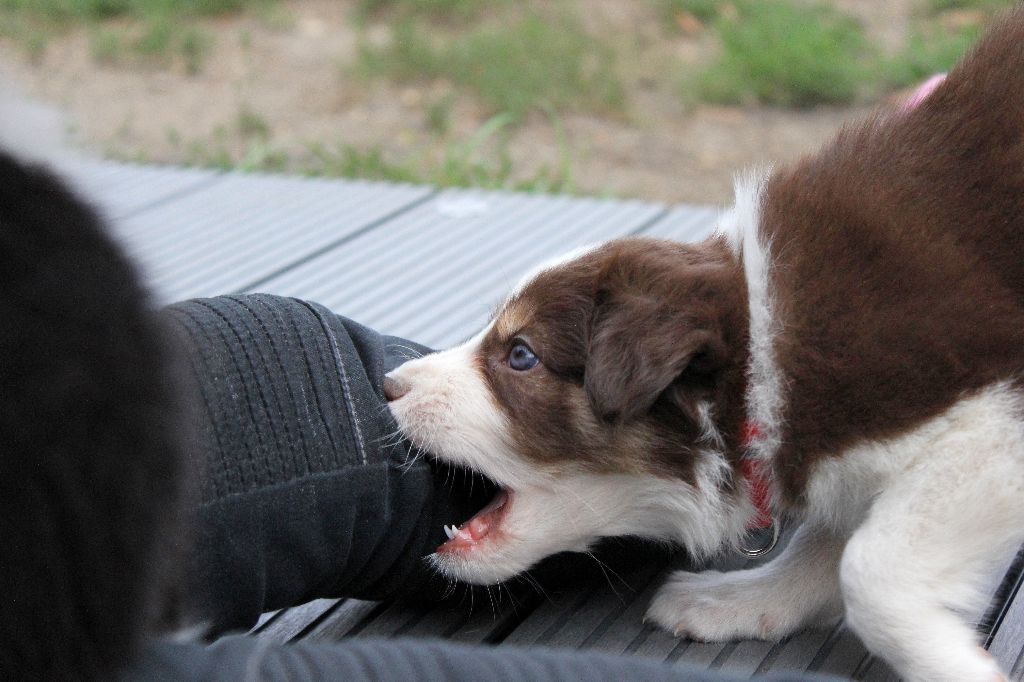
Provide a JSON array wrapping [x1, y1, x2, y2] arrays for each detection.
[[254, 599, 342, 644], [495, 546, 759, 662], [442, 598, 539, 645], [855, 657, 900, 682], [990, 579, 1024, 679], [632, 627, 688, 662], [103, 170, 433, 303], [754, 627, 838, 675], [987, 550, 1024, 677], [671, 639, 734, 668], [57, 158, 222, 221], [639, 204, 720, 242], [400, 595, 532, 642], [716, 639, 778, 677], [810, 629, 871, 679], [250, 609, 283, 633], [580, 568, 673, 656], [589, 554, 748, 664], [253, 188, 668, 348], [500, 580, 604, 648], [351, 600, 438, 639], [299, 600, 384, 643], [534, 559, 667, 651]]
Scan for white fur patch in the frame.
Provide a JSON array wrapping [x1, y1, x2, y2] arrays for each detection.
[[428, 453, 750, 585], [694, 400, 725, 450], [386, 328, 546, 491], [718, 171, 784, 466], [804, 381, 1024, 536]]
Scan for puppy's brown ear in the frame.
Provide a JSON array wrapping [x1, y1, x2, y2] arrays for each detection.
[[585, 291, 723, 423]]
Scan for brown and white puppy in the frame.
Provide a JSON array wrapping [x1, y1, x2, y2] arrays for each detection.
[[386, 8, 1024, 681]]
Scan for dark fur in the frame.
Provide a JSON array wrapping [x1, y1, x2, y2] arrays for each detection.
[[0, 152, 188, 679], [764, 6, 1024, 500]]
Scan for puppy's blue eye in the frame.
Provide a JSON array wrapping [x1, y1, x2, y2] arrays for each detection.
[[508, 343, 539, 371]]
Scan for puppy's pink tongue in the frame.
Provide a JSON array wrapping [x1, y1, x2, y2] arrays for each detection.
[[438, 489, 510, 554]]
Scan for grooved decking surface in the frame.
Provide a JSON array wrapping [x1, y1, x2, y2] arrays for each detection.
[[56, 157, 1024, 681]]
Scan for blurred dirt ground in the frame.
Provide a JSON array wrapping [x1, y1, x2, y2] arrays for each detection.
[[0, 0, 929, 203]]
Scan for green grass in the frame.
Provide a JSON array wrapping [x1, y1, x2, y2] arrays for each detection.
[[87, 15, 215, 71], [181, 112, 574, 194], [695, 0, 873, 107], [0, 0, 268, 24], [179, 25, 212, 74], [0, 0, 131, 22], [926, 0, 1013, 13], [880, 0, 1009, 89], [882, 24, 983, 88], [692, 0, 999, 107], [315, 111, 572, 191], [358, 11, 624, 119], [0, 0, 271, 69], [354, 0, 508, 23], [90, 25, 124, 63], [0, 0, 268, 22], [133, 12, 172, 57], [236, 104, 271, 139], [305, 144, 421, 184], [656, 0, 1007, 107], [425, 93, 455, 136], [307, 117, 572, 192]]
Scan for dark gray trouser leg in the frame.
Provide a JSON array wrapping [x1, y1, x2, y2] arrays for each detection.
[[126, 637, 841, 682], [164, 295, 485, 634]]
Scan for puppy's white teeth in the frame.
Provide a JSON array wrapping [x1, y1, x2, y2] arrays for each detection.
[[443, 525, 456, 540]]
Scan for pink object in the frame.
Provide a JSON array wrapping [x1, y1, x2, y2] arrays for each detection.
[[902, 73, 947, 112], [740, 422, 773, 530]]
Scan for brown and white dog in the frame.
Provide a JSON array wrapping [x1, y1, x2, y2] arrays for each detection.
[[385, 9, 1024, 681]]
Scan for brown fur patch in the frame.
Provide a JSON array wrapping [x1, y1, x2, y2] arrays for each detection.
[[492, 298, 530, 341], [762, 6, 1024, 501], [476, 238, 749, 483]]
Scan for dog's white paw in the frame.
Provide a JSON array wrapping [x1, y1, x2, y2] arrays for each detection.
[[645, 569, 797, 642]]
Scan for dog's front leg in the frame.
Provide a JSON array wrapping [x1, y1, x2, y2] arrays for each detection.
[[646, 522, 844, 641]]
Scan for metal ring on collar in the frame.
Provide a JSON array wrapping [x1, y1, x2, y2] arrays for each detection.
[[738, 519, 781, 558]]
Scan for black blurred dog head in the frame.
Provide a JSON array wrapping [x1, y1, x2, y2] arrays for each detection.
[[0, 152, 188, 680]]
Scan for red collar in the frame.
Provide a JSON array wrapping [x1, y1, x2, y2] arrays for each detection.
[[740, 422, 773, 530]]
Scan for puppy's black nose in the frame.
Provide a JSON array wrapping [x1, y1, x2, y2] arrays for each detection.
[[383, 375, 409, 402]]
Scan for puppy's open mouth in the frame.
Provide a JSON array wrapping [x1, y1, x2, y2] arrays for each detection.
[[438, 487, 514, 554]]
